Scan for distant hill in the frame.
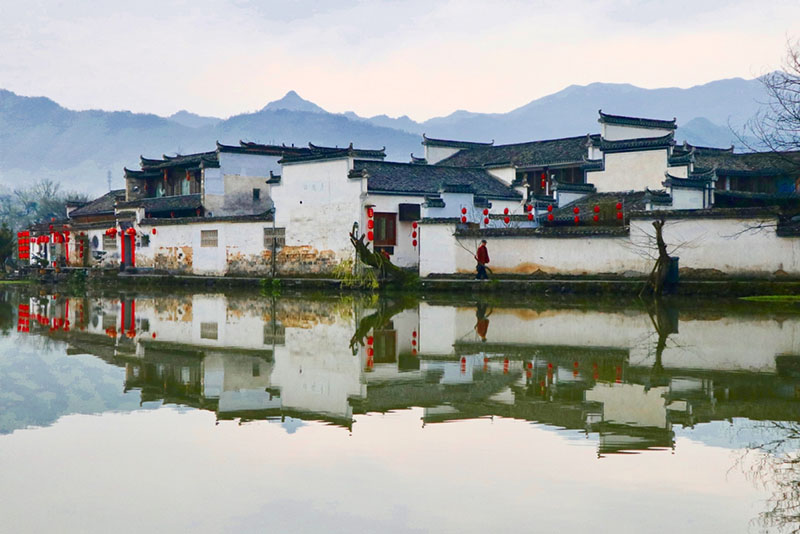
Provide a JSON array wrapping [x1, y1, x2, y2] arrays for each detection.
[[0, 78, 770, 196]]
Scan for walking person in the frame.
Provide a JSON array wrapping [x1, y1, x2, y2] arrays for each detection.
[[475, 240, 490, 280]]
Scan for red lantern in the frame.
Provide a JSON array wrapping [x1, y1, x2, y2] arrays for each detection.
[[593, 205, 600, 213], [482, 208, 489, 216], [367, 207, 374, 218], [547, 204, 553, 212], [367, 231, 374, 241], [367, 347, 374, 357], [411, 339, 417, 346], [574, 215, 580, 225], [412, 331, 417, 338], [616, 202, 622, 210], [461, 216, 467, 223], [541, 172, 546, 180], [616, 211, 624, 220], [504, 216, 510, 224], [573, 206, 580, 214], [412, 231, 417, 238], [126, 228, 136, 236], [412, 221, 418, 229], [367, 220, 374, 229], [483, 217, 489, 225], [151, 228, 157, 235], [593, 215, 599, 222], [367, 336, 374, 345], [547, 213, 554, 222], [527, 213, 534, 221], [49, 225, 54, 231], [461, 207, 467, 215], [412, 239, 417, 247], [503, 207, 509, 215]]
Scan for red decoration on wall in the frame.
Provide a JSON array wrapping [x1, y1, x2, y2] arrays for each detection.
[[547, 213, 554, 222], [151, 228, 157, 235], [574, 216, 580, 224], [461, 216, 467, 223], [547, 204, 553, 212], [461, 207, 467, 215], [412, 239, 417, 247], [527, 213, 534, 221], [367, 207, 374, 218], [125, 228, 136, 236], [482, 208, 489, 216], [593, 205, 600, 213], [593, 215, 599, 222], [504, 216, 510, 224], [573, 206, 580, 214], [616, 211, 624, 220], [367, 220, 374, 229], [540, 172, 546, 180], [412, 221, 418, 229], [367, 231, 374, 241], [615, 202, 622, 210], [503, 207, 509, 215], [483, 217, 489, 225], [412, 231, 417, 238], [367, 336, 374, 345]]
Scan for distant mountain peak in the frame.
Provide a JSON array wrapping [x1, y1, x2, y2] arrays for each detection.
[[262, 91, 326, 114]]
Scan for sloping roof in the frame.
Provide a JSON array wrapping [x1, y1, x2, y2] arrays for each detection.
[[69, 189, 126, 218], [355, 160, 521, 200], [551, 191, 650, 222], [437, 135, 601, 168], [217, 141, 311, 157], [598, 110, 677, 130], [692, 146, 800, 175], [279, 143, 386, 163], [140, 151, 218, 171], [599, 133, 675, 153], [116, 194, 202, 213], [421, 134, 494, 149]]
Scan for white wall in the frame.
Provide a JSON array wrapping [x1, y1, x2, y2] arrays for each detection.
[[589, 149, 670, 192], [669, 187, 705, 210], [486, 166, 516, 186], [425, 145, 461, 164], [602, 123, 673, 141], [418, 222, 459, 276], [367, 193, 424, 268]]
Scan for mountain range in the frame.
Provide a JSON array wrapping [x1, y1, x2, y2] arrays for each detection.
[[0, 78, 768, 196]]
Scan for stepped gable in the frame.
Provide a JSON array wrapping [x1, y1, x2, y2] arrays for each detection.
[[353, 160, 521, 200], [437, 135, 601, 168], [598, 110, 677, 130], [68, 189, 126, 218]]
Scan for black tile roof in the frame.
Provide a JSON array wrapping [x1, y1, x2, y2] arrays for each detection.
[[217, 140, 311, 157], [692, 146, 800, 175], [598, 110, 677, 130], [140, 151, 218, 171], [421, 134, 494, 149], [116, 194, 202, 214], [714, 190, 800, 210], [551, 191, 650, 222], [69, 189, 126, 218], [599, 133, 675, 153], [279, 143, 386, 163], [355, 160, 522, 200], [437, 135, 601, 168]]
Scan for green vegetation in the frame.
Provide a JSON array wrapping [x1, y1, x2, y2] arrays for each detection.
[[260, 278, 282, 297], [332, 258, 380, 290], [740, 295, 800, 302]]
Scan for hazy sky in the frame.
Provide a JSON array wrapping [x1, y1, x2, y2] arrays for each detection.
[[1, 0, 799, 121]]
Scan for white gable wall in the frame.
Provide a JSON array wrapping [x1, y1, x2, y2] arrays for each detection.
[[590, 149, 670, 192], [602, 123, 673, 141]]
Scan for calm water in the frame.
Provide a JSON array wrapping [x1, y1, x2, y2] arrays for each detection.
[[0, 290, 798, 533]]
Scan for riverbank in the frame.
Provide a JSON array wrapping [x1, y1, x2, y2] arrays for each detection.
[[19, 268, 800, 298]]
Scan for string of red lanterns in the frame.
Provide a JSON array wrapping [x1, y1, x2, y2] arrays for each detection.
[[366, 207, 374, 242], [411, 221, 418, 248]]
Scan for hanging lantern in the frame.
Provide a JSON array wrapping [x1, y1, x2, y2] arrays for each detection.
[[412, 239, 417, 247], [482, 208, 489, 216], [411, 231, 417, 238], [540, 172, 546, 180], [573, 206, 580, 214], [126, 228, 136, 236], [616, 202, 622, 210], [483, 217, 489, 225], [593, 215, 599, 222], [367, 231, 374, 241], [504, 216, 510, 224], [527, 213, 533, 221], [547, 204, 553, 212], [617, 211, 624, 220], [461, 207, 467, 215], [367, 336, 374, 345], [461, 216, 467, 223], [412, 221, 418, 229], [151, 228, 157, 235], [367, 207, 374, 218], [367, 219, 374, 229], [547, 213, 554, 222], [49, 224, 54, 231], [503, 207, 509, 215], [412, 331, 417, 338], [593, 205, 600, 213], [574, 216, 580, 225]]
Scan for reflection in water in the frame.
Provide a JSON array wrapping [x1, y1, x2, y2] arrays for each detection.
[[2, 291, 800, 531]]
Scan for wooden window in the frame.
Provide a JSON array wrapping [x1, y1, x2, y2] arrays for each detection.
[[139, 235, 150, 248], [263, 227, 286, 250], [373, 212, 396, 246], [102, 234, 117, 250], [200, 322, 218, 340], [398, 203, 420, 221], [201, 230, 218, 247], [263, 322, 286, 345]]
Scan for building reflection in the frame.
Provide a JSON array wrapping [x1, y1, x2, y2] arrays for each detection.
[[16, 292, 800, 455]]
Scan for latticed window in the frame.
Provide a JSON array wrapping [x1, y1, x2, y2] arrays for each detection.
[[263, 227, 286, 250], [102, 234, 117, 250], [201, 230, 218, 248], [374, 212, 396, 246], [200, 322, 218, 340]]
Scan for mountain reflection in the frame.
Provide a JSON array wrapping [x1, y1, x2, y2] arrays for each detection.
[[5, 291, 800, 457]]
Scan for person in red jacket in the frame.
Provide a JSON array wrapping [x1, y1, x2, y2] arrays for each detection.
[[475, 240, 490, 280]]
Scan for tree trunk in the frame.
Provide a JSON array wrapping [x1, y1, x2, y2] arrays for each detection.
[[641, 218, 671, 297], [348, 230, 416, 286]]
